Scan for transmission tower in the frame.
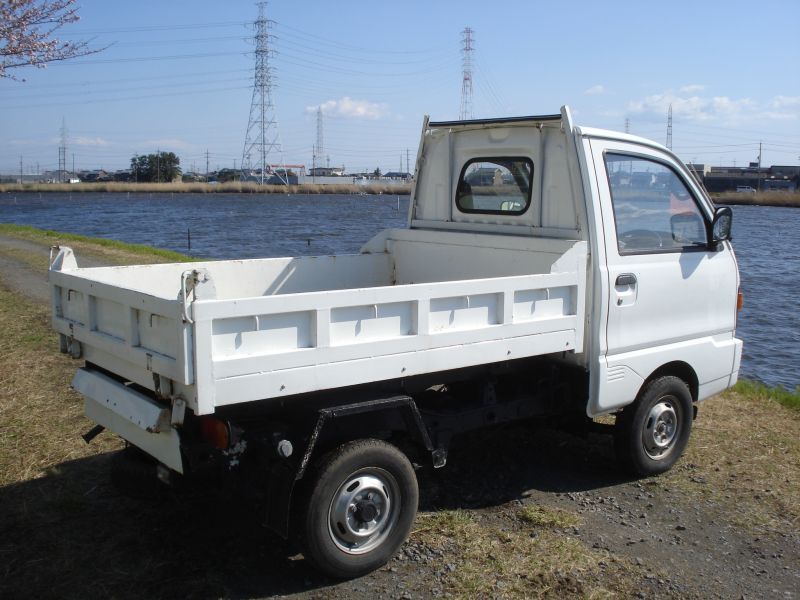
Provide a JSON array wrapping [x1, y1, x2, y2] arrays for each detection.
[[240, 2, 286, 184], [459, 27, 474, 120], [58, 117, 68, 183], [666, 104, 673, 150], [624, 117, 630, 134]]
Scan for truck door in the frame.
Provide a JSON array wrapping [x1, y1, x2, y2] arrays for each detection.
[[588, 138, 738, 414]]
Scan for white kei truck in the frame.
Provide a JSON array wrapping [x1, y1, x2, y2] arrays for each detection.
[[49, 107, 742, 578]]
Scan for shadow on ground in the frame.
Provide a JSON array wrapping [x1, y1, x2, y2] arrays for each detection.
[[0, 422, 630, 599]]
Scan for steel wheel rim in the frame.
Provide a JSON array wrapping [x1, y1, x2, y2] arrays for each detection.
[[328, 468, 400, 555], [642, 398, 679, 459]]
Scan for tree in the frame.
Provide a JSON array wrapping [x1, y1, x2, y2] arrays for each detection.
[[131, 152, 182, 183], [0, 0, 102, 80]]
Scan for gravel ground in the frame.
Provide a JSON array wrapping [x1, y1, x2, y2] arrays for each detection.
[[0, 232, 797, 599]]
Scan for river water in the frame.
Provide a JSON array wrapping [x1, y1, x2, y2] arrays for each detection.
[[0, 192, 797, 390]]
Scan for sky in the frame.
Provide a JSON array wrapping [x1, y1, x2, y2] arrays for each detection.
[[1, 0, 798, 176]]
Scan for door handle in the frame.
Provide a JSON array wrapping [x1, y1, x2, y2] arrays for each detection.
[[615, 273, 637, 286]]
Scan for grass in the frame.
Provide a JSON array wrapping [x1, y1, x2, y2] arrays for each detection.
[[0, 284, 121, 488], [660, 383, 800, 531], [413, 507, 631, 598], [732, 378, 800, 411], [0, 223, 191, 264], [0, 181, 411, 195]]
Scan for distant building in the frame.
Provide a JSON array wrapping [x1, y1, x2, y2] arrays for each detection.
[[308, 166, 345, 177], [382, 172, 412, 181]]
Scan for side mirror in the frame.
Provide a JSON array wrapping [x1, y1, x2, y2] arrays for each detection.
[[711, 206, 733, 243]]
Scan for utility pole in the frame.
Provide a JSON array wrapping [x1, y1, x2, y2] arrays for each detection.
[[19, 156, 23, 183], [72, 153, 75, 180], [757, 141, 762, 192], [312, 144, 316, 184], [206, 149, 210, 180], [58, 118, 68, 183], [316, 107, 324, 165], [406, 148, 410, 175], [666, 104, 673, 150]]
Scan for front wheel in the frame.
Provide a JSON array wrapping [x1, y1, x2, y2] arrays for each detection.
[[298, 439, 418, 579], [614, 376, 693, 477]]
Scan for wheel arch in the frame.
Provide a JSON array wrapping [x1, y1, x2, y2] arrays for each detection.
[[640, 361, 698, 402]]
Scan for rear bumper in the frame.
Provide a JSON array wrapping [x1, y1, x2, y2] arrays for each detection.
[[72, 368, 184, 473]]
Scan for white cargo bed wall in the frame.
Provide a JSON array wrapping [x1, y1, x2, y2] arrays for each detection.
[[50, 252, 395, 413], [192, 240, 587, 414], [49, 267, 193, 386]]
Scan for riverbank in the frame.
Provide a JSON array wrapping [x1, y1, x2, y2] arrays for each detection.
[[712, 191, 800, 207], [3, 183, 797, 207], [0, 226, 797, 599], [0, 181, 411, 195]]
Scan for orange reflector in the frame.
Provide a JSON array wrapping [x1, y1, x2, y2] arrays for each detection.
[[737, 291, 744, 312], [199, 417, 230, 450]]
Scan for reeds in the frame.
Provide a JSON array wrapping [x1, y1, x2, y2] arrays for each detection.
[[712, 191, 800, 207], [0, 181, 411, 195]]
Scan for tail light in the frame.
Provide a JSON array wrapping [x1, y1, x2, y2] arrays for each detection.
[[199, 416, 230, 450]]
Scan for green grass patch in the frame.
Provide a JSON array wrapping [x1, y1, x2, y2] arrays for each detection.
[[732, 379, 800, 411], [0, 223, 191, 263]]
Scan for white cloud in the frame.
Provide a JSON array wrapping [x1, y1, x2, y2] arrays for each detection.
[[679, 84, 705, 93], [770, 95, 800, 109], [73, 136, 109, 147], [306, 96, 389, 120], [628, 90, 798, 123], [628, 91, 754, 122], [584, 84, 605, 96]]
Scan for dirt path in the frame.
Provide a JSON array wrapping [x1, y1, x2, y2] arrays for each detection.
[[0, 232, 797, 599]]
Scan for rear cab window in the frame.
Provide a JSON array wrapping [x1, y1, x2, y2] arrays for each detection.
[[455, 157, 533, 215], [604, 153, 708, 254]]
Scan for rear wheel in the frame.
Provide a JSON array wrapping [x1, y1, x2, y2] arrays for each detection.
[[298, 439, 418, 579], [614, 376, 693, 477]]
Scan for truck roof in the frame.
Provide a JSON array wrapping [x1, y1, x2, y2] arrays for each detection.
[[428, 114, 562, 128], [575, 126, 670, 154]]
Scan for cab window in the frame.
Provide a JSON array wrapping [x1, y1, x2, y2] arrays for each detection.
[[605, 153, 708, 254], [456, 157, 533, 215]]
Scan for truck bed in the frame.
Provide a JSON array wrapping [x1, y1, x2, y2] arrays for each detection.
[[50, 230, 587, 415]]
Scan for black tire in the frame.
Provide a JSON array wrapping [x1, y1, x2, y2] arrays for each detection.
[[298, 439, 418, 579], [614, 376, 693, 477]]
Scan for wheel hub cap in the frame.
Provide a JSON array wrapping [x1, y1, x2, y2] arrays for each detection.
[[328, 470, 399, 555], [643, 400, 678, 459]]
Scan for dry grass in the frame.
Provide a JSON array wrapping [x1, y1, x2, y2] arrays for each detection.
[[0, 181, 411, 195], [0, 285, 122, 488], [660, 389, 800, 530], [712, 191, 800, 207], [413, 506, 634, 598]]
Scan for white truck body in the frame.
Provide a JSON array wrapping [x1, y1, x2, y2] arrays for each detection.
[[50, 107, 742, 480]]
